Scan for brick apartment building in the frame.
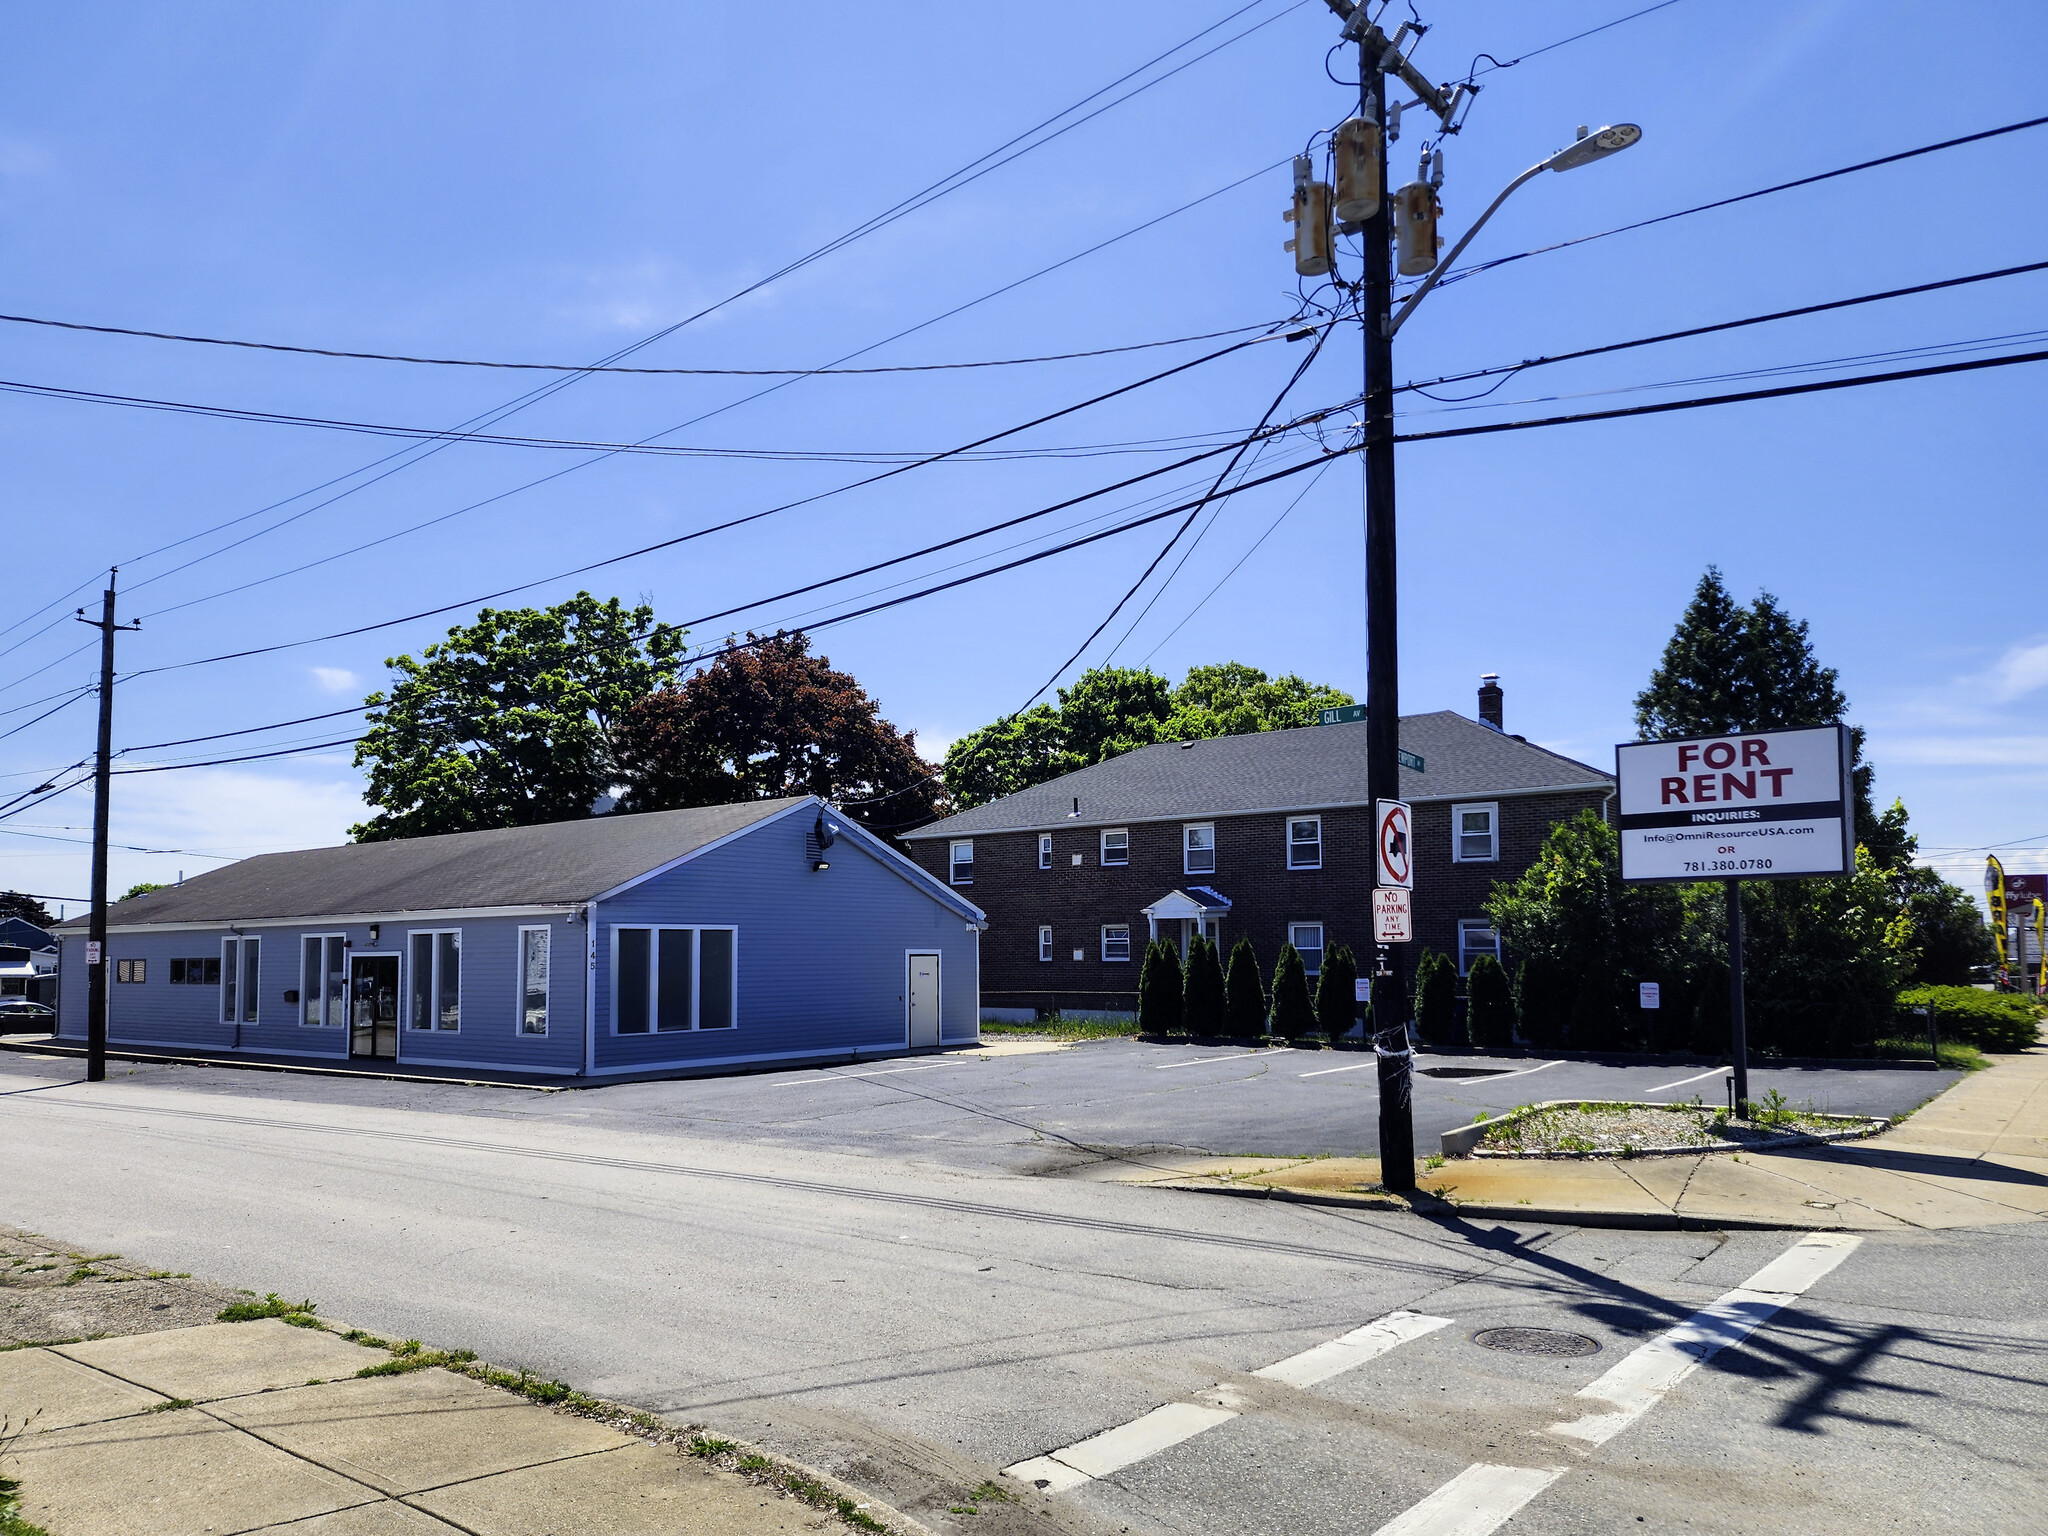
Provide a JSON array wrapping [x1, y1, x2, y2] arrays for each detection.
[[902, 683, 1613, 1018]]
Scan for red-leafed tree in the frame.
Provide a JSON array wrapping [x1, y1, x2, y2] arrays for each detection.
[[613, 632, 944, 832]]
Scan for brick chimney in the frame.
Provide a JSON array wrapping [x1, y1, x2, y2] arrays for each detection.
[[1477, 673, 1504, 731]]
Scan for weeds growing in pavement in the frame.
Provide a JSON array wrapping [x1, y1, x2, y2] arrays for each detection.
[[0, 1414, 50, 1536], [144, 1399, 194, 1413], [217, 1293, 318, 1325]]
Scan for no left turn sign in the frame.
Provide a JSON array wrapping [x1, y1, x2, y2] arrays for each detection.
[[1376, 799, 1412, 889]]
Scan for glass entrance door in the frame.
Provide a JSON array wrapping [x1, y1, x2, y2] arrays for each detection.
[[349, 955, 399, 1059]]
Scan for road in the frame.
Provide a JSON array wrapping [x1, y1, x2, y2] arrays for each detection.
[[0, 1046, 2038, 1534]]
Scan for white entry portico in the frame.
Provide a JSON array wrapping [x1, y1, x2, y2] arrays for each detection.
[[1141, 886, 1231, 959]]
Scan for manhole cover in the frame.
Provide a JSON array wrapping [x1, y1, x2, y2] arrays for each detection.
[[1472, 1327, 1600, 1357]]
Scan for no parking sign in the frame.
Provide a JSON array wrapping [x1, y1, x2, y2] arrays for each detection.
[[1375, 799, 1412, 889]]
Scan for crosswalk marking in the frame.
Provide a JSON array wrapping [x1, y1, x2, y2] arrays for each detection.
[[1371, 1464, 1564, 1536], [1253, 1310, 1453, 1388]]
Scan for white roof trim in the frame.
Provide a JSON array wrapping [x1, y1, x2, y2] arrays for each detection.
[[901, 781, 1616, 840], [69, 903, 578, 936]]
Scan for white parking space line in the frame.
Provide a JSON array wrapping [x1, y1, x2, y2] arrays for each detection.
[[1482, 1059, 1563, 1082], [1006, 1309, 1446, 1493], [769, 1064, 956, 1088], [1298, 1059, 1378, 1078], [1153, 1052, 1265, 1070], [1370, 1464, 1564, 1536], [1253, 1310, 1452, 1388], [1366, 1232, 1863, 1536], [1551, 1232, 1862, 1446], [1643, 1066, 1724, 1095]]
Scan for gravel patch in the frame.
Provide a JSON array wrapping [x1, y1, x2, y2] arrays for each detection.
[[1474, 1101, 1884, 1158]]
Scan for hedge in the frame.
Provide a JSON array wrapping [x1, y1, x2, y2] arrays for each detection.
[[1897, 985, 2042, 1053]]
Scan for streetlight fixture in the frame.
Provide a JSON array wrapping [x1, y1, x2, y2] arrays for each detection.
[[1387, 124, 1642, 336]]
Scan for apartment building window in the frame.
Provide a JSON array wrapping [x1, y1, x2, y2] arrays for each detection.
[[1452, 802, 1499, 862], [1457, 920, 1501, 976], [1101, 925, 1132, 962], [1287, 816, 1322, 869], [1038, 926, 1053, 962], [950, 840, 974, 885], [1038, 833, 1052, 869], [1101, 829, 1128, 866], [1289, 922, 1325, 977], [221, 936, 258, 1024], [1183, 823, 1216, 875]]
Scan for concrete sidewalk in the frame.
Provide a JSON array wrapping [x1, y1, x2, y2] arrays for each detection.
[[0, 1317, 912, 1535], [1114, 1040, 2048, 1231]]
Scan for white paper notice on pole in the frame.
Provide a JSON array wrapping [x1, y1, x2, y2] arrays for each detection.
[[1615, 723, 1854, 884], [1355, 978, 1372, 1002], [1375, 799, 1413, 889], [1372, 886, 1412, 943], [85, 941, 102, 965], [1639, 981, 1660, 1009]]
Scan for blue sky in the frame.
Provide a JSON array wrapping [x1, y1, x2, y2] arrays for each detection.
[[3, 0, 2043, 911]]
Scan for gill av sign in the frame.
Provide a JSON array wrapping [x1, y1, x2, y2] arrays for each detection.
[[1615, 724, 1854, 884]]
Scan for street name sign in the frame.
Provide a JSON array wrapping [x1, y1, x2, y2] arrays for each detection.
[[1375, 799, 1413, 888], [1615, 723, 1854, 884], [1372, 886, 1412, 943], [1314, 707, 1424, 771]]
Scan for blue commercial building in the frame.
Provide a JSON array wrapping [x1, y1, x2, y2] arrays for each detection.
[[53, 797, 984, 1079]]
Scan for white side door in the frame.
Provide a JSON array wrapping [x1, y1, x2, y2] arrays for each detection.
[[907, 953, 941, 1047]]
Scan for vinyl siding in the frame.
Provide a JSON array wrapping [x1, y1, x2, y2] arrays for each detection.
[[592, 807, 979, 1072]]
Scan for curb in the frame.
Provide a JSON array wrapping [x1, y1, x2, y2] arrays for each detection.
[[1154, 1177, 1837, 1232]]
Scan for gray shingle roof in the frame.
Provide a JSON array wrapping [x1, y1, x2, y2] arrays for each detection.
[[904, 714, 1610, 839], [66, 798, 811, 928]]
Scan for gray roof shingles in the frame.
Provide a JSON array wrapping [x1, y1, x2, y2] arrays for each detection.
[[904, 714, 1610, 839], [66, 798, 811, 928]]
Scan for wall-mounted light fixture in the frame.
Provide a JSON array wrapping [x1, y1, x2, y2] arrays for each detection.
[[368, 924, 381, 945]]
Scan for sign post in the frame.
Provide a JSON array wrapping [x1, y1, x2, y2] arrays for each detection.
[[1615, 724, 1854, 1116], [1371, 797, 1415, 1182]]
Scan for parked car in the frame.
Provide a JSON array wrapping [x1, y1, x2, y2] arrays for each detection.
[[0, 998, 55, 1027]]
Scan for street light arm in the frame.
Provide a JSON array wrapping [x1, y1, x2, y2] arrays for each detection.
[[1383, 158, 1546, 338]]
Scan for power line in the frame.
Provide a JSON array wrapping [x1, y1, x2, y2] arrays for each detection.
[[1400, 259, 2048, 394], [1465, 0, 1688, 80], [0, 826, 235, 859], [8, 2, 1298, 643], [0, 687, 93, 745], [113, 737, 364, 775], [0, 313, 1282, 375], [119, 705, 371, 755], [1439, 113, 2048, 288]]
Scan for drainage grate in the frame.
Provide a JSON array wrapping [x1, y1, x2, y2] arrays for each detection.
[[1472, 1327, 1600, 1357]]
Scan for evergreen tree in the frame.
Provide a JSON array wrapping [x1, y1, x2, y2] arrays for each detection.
[[1412, 949, 1457, 1046], [1269, 943, 1315, 1040], [1182, 935, 1227, 1039], [1513, 957, 1567, 1048], [1634, 567, 1885, 852], [0, 893, 56, 928], [1465, 953, 1515, 1047], [1314, 944, 1359, 1042], [1137, 939, 1183, 1037], [1224, 936, 1266, 1037]]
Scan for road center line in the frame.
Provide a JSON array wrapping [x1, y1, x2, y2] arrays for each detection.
[[769, 1064, 957, 1087], [1366, 1232, 1863, 1536], [1253, 1310, 1452, 1388], [1153, 1052, 1265, 1070], [1643, 1067, 1725, 1095]]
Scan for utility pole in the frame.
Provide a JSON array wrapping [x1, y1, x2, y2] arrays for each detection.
[[75, 569, 139, 1085]]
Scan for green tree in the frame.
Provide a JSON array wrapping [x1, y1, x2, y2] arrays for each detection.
[[1314, 943, 1359, 1042], [613, 632, 941, 831], [1182, 934, 1227, 1039], [1899, 871, 1996, 985], [1138, 939, 1184, 1037], [941, 661, 1353, 809], [1634, 568, 1888, 854], [1269, 943, 1315, 1040], [1411, 949, 1457, 1046], [1465, 953, 1514, 1047], [1224, 936, 1266, 1037], [0, 893, 56, 928], [352, 593, 683, 842], [119, 883, 165, 902]]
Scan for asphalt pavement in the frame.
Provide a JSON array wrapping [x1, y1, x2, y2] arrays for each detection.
[[0, 1045, 2034, 1535]]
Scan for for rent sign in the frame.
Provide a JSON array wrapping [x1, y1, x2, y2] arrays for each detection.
[[1615, 723, 1854, 883]]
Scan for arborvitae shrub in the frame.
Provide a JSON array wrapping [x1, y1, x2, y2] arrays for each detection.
[[1224, 936, 1265, 1037], [1412, 948, 1457, 1046], [1269, 943, 1315, 1041], [1315, 944, 1359, 1042], [1137, 939, 1183, 1037], [1514, 956, 1568, 1048], [1182, 935, 1227, 1040], [1465, 953, 1514, 1047]]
